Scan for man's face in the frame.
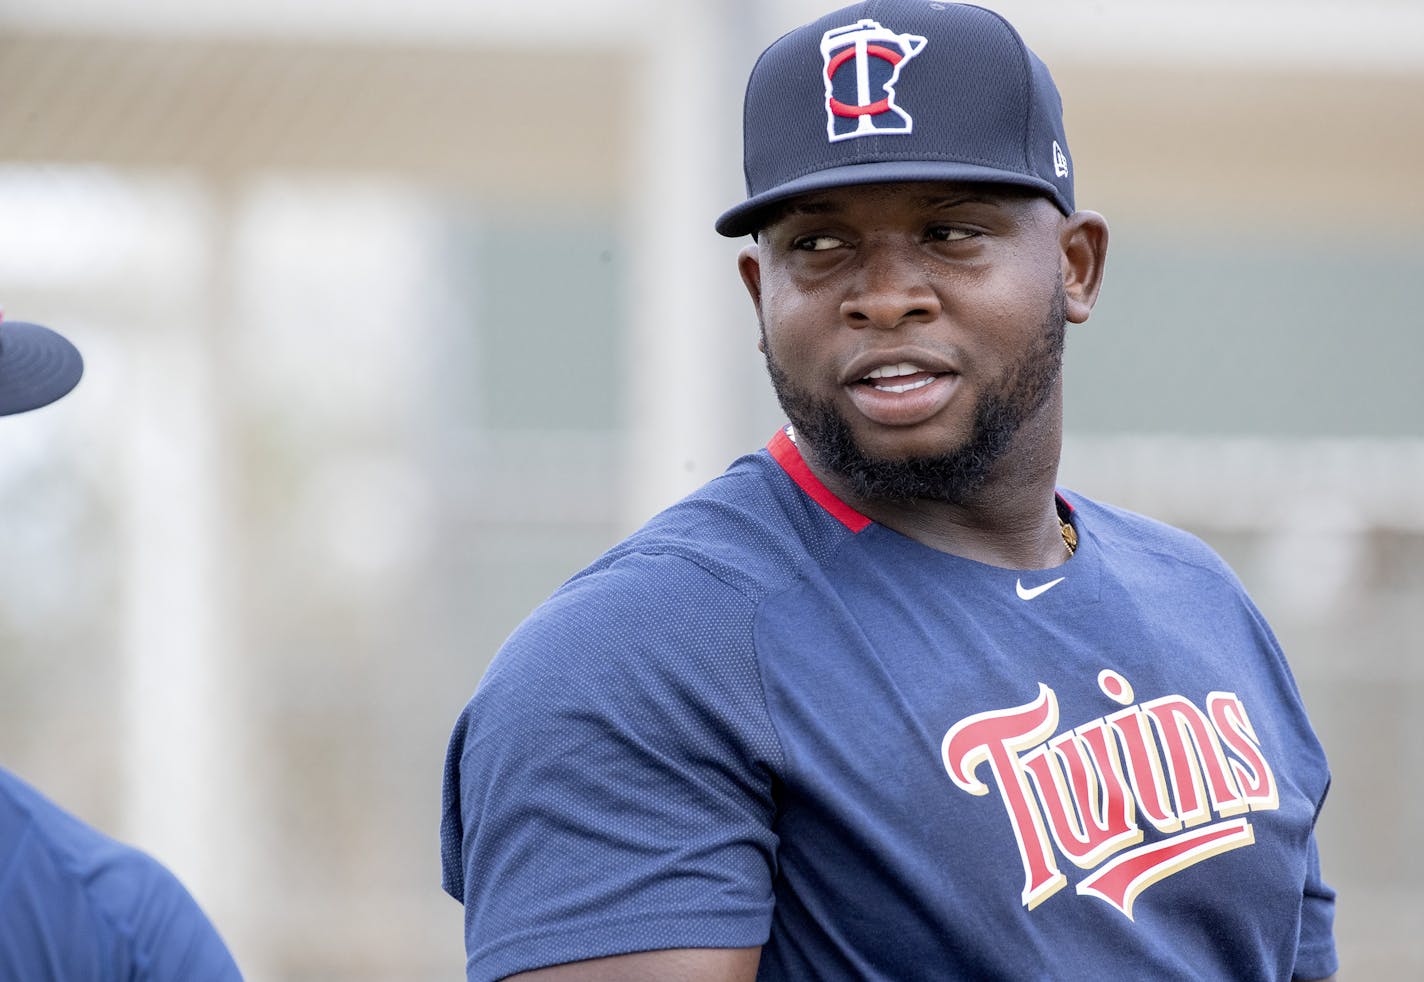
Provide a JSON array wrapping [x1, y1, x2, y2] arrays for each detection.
[[740, 181, 1077, 505]]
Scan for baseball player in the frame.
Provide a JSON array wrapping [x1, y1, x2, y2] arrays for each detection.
[[0, 315, 243, 979], [441, 2, 1337, 980]]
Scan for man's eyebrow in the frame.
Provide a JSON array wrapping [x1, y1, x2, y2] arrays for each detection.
[[916, 193, 1006, 209], [777, 199, 838, 217], [777, 190, 1014, 219]]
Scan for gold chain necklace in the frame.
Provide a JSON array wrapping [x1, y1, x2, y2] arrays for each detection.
[[1059, 517, 1078, 558]]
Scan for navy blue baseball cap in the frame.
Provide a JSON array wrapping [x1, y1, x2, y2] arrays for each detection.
[[716, 0, 1074, 237], [0, 315, 84, 416]]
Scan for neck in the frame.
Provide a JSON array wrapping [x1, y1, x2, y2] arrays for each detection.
[[855, 479, 1067, 569]]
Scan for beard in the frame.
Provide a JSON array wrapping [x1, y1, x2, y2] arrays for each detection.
[[763, 286, 1066, 505]]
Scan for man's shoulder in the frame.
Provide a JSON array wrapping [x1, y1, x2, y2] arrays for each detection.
[[580, 447, 847, 602], [480, 448, 849, 689], [1062, 489, 1237, 580], [0, 767, 242, 981], [0, 766, 117, 876]]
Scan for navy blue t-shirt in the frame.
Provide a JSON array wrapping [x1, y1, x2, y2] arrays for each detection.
[[442, 429, 1337, 981], [0, 767, 243, 981]]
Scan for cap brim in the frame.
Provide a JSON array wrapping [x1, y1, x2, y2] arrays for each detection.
[[0, 321, 84, 416], [714, 160, 1069, 238]]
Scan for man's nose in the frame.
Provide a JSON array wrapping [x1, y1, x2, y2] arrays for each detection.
[[839, 243, 942, 330]]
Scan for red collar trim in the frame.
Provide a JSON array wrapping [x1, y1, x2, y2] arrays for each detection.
[[766, 427, 872, 533], [767, 427, 1073, 536]]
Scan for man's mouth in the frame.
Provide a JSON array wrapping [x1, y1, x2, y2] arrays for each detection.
[[860, 362, 942, 393], [842, 353, 961, 427]]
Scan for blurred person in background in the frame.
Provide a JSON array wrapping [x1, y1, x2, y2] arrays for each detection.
[[0, 312, 242, 979], [441, 2, 1336, 980]]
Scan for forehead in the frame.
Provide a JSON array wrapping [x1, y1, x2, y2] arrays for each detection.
[[761, 180, 1043, 228]]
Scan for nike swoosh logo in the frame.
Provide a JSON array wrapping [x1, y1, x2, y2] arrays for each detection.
[[1016, 576, 1066, 601]]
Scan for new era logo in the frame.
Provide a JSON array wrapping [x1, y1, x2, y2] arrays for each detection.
[[820, 19, 927, 142], [1053, 140, 1069, 178]]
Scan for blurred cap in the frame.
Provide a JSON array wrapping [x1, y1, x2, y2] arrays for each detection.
[[0, 314, 84, 416], [716, 0, 1074, 237]]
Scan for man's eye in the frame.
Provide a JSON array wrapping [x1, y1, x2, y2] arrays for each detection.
[[929, 226, 976, 242], [793, 235, 844, 252]]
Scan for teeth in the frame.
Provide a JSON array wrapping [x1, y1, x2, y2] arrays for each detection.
[[865, 362, 922, 380], [862, 362, 938, 393], [875, 377, 935, 394]]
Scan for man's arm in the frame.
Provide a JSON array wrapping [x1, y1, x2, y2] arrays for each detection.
[[442, 555, 780, 978], [503, 946, 761, 982]]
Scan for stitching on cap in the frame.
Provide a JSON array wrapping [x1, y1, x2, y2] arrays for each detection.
[[976, 7, 1036, 175]]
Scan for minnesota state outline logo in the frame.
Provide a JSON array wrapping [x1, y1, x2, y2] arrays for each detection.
[[820, 18, 927, 142]]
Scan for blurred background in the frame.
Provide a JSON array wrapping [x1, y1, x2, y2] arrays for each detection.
[[0, 0, 1419, 977]]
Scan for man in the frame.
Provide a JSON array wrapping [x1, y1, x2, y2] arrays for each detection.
[[441, 2, 1338, 980], [0, 315, 243, 979]]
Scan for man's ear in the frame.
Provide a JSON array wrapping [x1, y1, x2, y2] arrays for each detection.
[[738, 243, 763, 307], [1060, 211, 1109, 325], [737, 243, 766, 351]]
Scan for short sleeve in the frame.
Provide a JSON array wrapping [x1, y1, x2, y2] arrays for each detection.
[[1292, 831, 1338, 981], [440, 552, 783, 982]]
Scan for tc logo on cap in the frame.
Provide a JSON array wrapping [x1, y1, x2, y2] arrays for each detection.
[[821, 19, 927, 142]]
